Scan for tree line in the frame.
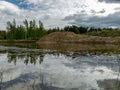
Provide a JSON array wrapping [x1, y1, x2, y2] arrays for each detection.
[[47, 25, 120, 37], [6, 19, 47, 40], [0, 19, 120, 40]]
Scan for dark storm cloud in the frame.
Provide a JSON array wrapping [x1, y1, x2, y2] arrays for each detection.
[[98, 0, 120, 3], [63, 12, 120, 28]]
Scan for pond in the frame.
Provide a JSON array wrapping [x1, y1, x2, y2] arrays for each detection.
[[0, 45, 120, 90]]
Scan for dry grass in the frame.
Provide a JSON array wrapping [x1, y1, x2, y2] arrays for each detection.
[[37, 32, 120, 53], [37, 32, 120, 44], [39, 43, 120, 53]]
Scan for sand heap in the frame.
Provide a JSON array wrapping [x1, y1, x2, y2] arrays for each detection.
[[37, 32, 120, 44], [37, 32, 81, 44], [36, 32, 120, 52]]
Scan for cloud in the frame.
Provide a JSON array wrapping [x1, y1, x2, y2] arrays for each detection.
[[90, 9, 106, 14], [0, 0, 120, 30], [98, 0, 120, 3], [0, 1, 44, 30], [0, 1, 21, 30], [22, 0, 120, 27], [0, 1, 20, 15], [63, 11, 120, 28]]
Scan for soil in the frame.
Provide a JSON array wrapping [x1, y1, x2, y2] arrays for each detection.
[[36, 32, 120, 52], [37, 32, 120, 44]]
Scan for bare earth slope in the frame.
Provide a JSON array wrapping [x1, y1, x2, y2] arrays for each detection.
[[37, 32, 80, 43], [37, 32, 120, 52], [37, 32, 120, 44]]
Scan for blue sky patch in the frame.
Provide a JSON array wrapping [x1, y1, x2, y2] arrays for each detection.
[[5, 0, 28, 9]]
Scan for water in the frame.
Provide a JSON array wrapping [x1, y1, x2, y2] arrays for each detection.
[[0, 46, 120, 90]]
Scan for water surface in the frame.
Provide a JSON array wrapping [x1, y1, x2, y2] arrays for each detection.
[[0, 46, 120, 90]]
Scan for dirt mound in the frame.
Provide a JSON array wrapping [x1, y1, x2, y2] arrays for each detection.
[[37, 32, 81, 44], [36, 32, 120, 52], [37, 32, 120, 44]]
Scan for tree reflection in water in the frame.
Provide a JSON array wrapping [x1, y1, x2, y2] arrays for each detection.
[[7, 52, 44, 65], [1, 47, 120, 90], [5, 50, 73, 90]]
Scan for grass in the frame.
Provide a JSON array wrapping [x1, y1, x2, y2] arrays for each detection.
[[0, 40, 36, 43], [38, 43, 120, 54], [86, 29, 120, 37], [1, 32, 120, 54], [36, 32, 120, 54], [37, 32, 120, 45]]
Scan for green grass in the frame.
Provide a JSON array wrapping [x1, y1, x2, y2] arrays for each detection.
[[86, 29, 120, 37]]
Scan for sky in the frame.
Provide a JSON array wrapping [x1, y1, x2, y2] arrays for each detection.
[[0, 0, 120, 30]]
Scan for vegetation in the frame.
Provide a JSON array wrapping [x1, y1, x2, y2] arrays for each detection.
[[6, 19, 47, 40], [7, 51, 44, 65], [86, 28, 120, 37], [47, 26, 120, 37], [0, 31, 6, 40], [0, 19, 120, 41], [47, 25, 88, 34]]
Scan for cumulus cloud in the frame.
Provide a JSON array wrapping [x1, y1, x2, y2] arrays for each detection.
[[64, 11, 120, 28], [23, 0, 120, 16], [0, 1, 20, 15], [0, 1, 21, 30], [0, 0, 120, 30], [0, 1, 42, 30]]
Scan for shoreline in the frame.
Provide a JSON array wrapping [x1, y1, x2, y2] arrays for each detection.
[[1, 32, 120, 54], [0, 40, 36, 43]]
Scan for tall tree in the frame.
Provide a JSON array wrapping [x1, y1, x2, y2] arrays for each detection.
[[23, 19, 29, 39]]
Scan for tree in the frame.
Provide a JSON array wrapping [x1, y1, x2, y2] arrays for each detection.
[[36, 20, 47, 39], [23, 19, 29, 39], [6, 19, 17, 39]]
